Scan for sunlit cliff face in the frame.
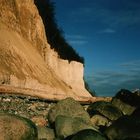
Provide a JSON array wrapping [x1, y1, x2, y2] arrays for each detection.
[[0, 0, 92, 100]]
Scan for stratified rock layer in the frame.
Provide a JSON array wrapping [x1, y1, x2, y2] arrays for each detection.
[[0, 0, 92, 100]]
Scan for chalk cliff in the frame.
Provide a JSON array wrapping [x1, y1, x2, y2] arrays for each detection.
[[0, 0, 92, 100]]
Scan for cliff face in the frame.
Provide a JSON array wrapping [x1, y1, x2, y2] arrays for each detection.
[[0, 0, 91, 100]]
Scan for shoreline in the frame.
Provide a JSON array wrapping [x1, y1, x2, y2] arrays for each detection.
[[0, 85, 112, 104]]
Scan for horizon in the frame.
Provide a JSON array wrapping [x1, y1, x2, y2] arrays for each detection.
[[52, 0, 140, 96]]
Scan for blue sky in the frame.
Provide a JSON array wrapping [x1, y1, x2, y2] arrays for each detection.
[[52, 0, 140, 96]]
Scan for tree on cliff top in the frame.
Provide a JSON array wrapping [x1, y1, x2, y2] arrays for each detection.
[[34, 0, 84, 64]]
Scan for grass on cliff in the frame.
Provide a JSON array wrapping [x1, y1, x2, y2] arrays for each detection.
[[34, 0, 84, 64]]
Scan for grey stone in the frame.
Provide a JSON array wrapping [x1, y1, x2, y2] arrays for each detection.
[[87, 101, 122, 121], [111, 89, 140, 115], [48, 98, 90, 124], [112, 98, 136, 115], [55, 115, 97, 139]]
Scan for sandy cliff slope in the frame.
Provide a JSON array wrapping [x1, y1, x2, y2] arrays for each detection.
[[0, 0, 92, 101]]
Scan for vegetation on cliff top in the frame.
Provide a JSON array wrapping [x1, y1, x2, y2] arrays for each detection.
[[34, 0, 84, 64]]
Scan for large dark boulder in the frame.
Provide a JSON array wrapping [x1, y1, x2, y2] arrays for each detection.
[[104, 115, 140, 140], [112, 89, 140, 115], [133, 89, 140, 96], [68, 129, 107, 140], [0, 113, 38, 140], [55, 115, 96, 139], [48, 98, 90, 124], [131, 107, 140, 118], [87, 101, 122, 121], [122, 138, 140, 140]]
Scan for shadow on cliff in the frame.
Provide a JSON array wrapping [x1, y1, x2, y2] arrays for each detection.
[[34, 0, 84, 64]]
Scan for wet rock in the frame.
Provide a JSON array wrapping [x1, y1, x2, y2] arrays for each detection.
[[133, 89, 140, 96], [87, 101, 122, 121], [48, 98, 90, 124], [0, 113, 38, 140], [112, 89, 140, 115]]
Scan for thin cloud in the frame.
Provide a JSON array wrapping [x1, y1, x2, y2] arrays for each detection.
[[66, 34, 88, 45], [68, 0, 140, 30], [120, 60, 140, 68], [66, 35, 87, 40], [69, 40, 87, 45], [98, 28, 116, 34], [86, 60, 140, 96], [72, 7, 93, 15], [89, 72, 129, 86]]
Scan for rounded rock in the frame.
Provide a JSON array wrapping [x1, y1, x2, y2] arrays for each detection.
[[48, 98, 90, 124], [87, 101, 122, 121], [0, 113, 38, 140], [70, 129, 107, 140]]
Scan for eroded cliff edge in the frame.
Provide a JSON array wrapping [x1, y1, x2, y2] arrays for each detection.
[[0, 0, 92, 101]]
